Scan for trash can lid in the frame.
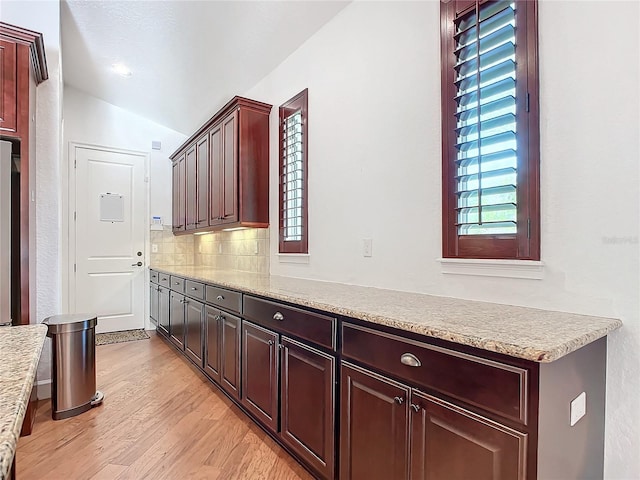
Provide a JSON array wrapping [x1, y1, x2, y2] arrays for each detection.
[[43, 314, 98, 335]]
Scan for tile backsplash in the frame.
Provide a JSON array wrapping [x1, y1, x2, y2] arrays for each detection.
[[149, 226, 269, 275], [194, 228, 269, 274], [149, 226, 195, 266]]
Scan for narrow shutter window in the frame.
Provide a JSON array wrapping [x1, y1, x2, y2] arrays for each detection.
[[455, 1, 517, 236], [441, 0, 539, 259], [279, 89, 309, 254]]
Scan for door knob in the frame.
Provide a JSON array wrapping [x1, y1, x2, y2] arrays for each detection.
[[132, 261, 143, 266]]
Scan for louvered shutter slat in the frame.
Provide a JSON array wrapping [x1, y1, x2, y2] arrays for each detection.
[[453, 1, 518, 236]]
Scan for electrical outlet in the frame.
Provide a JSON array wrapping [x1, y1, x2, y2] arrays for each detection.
[[570, 392, 586, 426], [363, 238, 373, 257], [151, 244, 158, 253]]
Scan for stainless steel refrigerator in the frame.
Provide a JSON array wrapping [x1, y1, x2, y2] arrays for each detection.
[[1, 140, 11, 325]]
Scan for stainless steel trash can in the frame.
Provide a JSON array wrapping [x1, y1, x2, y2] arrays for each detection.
[[43, 314, 104, 420]]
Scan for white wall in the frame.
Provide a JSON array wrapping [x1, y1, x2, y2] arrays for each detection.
[[63, 86, 186, 226], [1, 0, 64, 384], [246, 1, 639, 478]]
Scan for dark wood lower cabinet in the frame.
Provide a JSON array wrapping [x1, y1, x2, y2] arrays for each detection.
[[410, 390, 527, 480], [341, 362, 410, 480], [204, 306, 241, 400], [185, 298, 204, 367], [204, 306, 221, 383], [157, 286, 170, 337], [241, 321, 279, 433], [280, 337, 335, 480], [149, 283, 158, 325], [169, 291, 185, 350], [220, 311, 241, 400]]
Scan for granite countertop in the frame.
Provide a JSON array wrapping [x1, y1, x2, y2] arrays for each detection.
[[152, 266, 622, 363], [0, 324, 47, 480]]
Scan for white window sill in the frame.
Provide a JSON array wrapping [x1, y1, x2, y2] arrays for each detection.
[[439, 258, 544, 280], [278, 254, 310, 264]]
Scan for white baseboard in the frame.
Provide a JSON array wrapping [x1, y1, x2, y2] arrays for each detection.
[[37, 379, 52, 400]]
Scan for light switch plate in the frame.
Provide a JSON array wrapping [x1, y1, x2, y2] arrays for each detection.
[[363, 238, 373, 257], [570, 392, 586, 426]]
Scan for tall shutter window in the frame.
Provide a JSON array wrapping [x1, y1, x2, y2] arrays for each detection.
[[279, 89, 309, 254], [441, 0, 540, 260]]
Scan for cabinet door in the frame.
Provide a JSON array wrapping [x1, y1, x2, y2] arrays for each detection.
[[409, 390, 527, 480], [340, 362, 410, 480], [196, 135, 209, 228], [241, 321, 279, 433], [169, 291, 185, 350], [172, 155, 186, 232], [0, 39, 17, 133], [185, 298, 204, 367], [220, 311, 241, 400], [280, 337, 335, 480], [209, 123, 223, 225], [158, 286, 170, 337], [204, 306, 221, 383], [185, 145, 197, 230], [221, 110, 238, 224], [149, 283, 159, 324]]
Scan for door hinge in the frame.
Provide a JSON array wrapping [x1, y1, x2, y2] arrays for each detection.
[[74, 159, 77, 169], [74, 211, 77, 221], [527, 219, 531, 239], [526, 93, 530, 113], [74, 263, 77, 273]]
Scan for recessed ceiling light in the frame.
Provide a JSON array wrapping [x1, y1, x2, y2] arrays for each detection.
[[111, 63, 132, 77]]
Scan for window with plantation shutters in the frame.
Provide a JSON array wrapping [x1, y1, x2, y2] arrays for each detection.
[[441, 0, 540, 260], [279, 89, 308, 254]]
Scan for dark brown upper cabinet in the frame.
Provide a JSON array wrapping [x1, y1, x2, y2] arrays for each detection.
[[185, 145, 197, 230], [172, 153, 186, 233], [196, 135, 209, 228], [172, 96, 271, 235]]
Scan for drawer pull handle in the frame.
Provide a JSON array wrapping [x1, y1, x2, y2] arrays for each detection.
[[273, 312, 284, 321], [400, 353, 421, 367], [191, 287, 197, 291], [174, 282, 180, 285], [411, 404, 421, 412], [394, 396, 404, 405], [216, 295, 224, 301]]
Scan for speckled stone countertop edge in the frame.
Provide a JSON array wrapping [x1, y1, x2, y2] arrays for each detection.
[[0, 324, 48, 480], [150, 267, 622, 364]]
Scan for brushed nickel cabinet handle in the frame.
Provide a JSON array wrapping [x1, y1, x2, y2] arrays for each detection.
[[216, 295, 224, 301], [268, 340, 274, 346], [400, 353, 421, 367], [174, 282, 180, 285], [394, 396, 404, 405], [191, 287, 197, 290], [411, 404, 421, 412], [273, 312, 284, 321]]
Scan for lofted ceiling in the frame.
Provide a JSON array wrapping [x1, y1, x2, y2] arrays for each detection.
[[61, 0, 349, 134]]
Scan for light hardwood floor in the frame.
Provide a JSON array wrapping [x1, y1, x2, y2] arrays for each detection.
[[17, 333, 312, 480]]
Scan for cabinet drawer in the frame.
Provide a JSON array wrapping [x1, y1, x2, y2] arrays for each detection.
[[243, 296, 336, 350], [185, 280, 205, 300], [158, 272, 170, 288], [342, 322, 528, 425], [206, 285, 241, 314], [150, 270, 159, 284], [170, 276, 185, 293]]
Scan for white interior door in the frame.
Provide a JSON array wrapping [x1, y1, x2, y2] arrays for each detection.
[[72, 146, 146, 333]]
